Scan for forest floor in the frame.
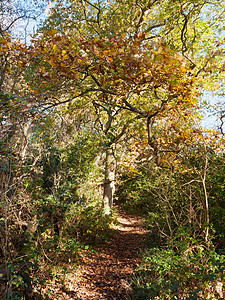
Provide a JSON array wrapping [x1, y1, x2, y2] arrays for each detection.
[[42, 206, 148, 300]]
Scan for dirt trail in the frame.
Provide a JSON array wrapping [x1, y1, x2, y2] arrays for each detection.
[[62, 206, 148, 299]]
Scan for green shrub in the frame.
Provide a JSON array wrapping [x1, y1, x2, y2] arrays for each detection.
[[131, 243, 225, 299], [64, 200, 112, 244]]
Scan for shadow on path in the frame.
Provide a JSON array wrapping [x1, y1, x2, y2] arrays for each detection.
[[63, 206, 148, 299]]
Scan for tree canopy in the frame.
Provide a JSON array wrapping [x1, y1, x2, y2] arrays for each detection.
[[0, 0, 225, 299]]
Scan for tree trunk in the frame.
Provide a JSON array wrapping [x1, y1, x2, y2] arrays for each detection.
[[20, 120, 32, 162], [103, 147, 116, 215]]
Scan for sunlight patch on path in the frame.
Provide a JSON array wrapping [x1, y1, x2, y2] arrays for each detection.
[[61, 207, 148, 299]]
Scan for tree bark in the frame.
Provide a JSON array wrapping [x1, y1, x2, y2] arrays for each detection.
[[103, 147, 116, 215]]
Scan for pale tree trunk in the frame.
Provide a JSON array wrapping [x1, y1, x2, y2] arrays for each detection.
[[20, 120, 32, 161], [103, 147, 116, 215], [201, 147, 209, 245]]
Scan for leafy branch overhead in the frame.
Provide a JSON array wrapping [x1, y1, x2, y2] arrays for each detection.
[[25, 30, 199, 152], [1, 1, 225, 299]]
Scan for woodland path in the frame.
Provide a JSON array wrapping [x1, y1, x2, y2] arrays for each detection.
[[57, 206, 148, 300]]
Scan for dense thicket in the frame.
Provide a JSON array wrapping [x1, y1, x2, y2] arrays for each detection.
[[0, 0, 225, 299]]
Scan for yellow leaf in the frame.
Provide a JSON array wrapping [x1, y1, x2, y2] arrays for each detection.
[[158, 46, 163, 54]]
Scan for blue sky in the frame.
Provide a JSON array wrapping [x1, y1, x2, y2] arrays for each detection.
[[11, 0, 224, 132]]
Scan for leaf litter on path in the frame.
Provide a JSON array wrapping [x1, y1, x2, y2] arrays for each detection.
[[41, 206, 148, 300]]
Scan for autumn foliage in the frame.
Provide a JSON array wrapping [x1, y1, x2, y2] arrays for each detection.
[[0, 0, 225, 299]]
